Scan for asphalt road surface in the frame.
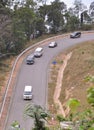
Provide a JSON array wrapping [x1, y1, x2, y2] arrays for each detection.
[[5, 33, 94, 130]]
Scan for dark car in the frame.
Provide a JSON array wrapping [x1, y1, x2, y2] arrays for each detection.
[[70, 32, 81, 38], [48, 41, 57, 48], [26, 54, 35, 64]]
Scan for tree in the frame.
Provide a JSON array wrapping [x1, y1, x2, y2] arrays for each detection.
[[67, 15, 80, 31], [34, 17, 45, 36], [11, 11, 27, 54], [24, 104, 49, 130], [0, 0, 8, 7], [89, 1, 94, 21], [10, 0, 37, 53], [14, 6, 35, 40], [73, 0, 87, 17], [0, 7, 13, 53], [47, 0, 66, 33], [38, 5, 49, 20]]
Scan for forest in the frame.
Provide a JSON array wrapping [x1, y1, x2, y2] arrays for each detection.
[[0, 0, 94, 55]]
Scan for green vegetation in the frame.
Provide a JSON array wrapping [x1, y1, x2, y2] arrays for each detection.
[[24, 104, 50, 130], [11, 120, 20, 130], [87, 86, 94, 107]]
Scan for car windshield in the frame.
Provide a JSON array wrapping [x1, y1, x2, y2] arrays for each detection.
[[35, 47, 43, 52], [24, 92, 31, 95]]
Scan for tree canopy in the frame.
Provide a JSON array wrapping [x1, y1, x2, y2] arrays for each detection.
[[0, 0, 94, 55]]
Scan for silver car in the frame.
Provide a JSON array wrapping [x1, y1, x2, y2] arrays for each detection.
[[70, 32, 81, 38], [26, 54, 35, 64]]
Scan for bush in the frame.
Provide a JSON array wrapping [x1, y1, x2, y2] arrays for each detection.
[[56, 114, 66, 122], [82, 24, 92, 30]]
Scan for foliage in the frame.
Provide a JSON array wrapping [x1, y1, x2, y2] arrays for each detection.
[[56, 114, 66, 122], [73, 0, 87, 17], [64, 78, 94, 129], [75, 109, 94, 130], [81, 24, 92, 31], [87, 86, 94, 107], [0, 7, 13, 53], [13, 6, 35, 40], [11, 120, 20, 130], [0, 0, 8, 7], [84, 75, 94, 82], [66, 15, 80, 31], [89, 1, 94, 18], [0, 0, 94, 55], [24, 104, 50, 130], [47, 0, 66, 33], [67, 98, 80, 114], [34, 17, 46, 36]]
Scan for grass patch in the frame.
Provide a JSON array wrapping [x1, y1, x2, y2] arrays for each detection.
[[60, 41, 94, 112], [48, 57, 64, 114], [48, 66, 58, 113]]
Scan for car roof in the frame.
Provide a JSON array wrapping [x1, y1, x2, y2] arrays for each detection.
[[35, 47, 43, 51], [24, 86, 32, 91], [73, 31, 81, 34], [27, 54, 34, 59], [71, 32, 81, 36], [51, 41, 55, 43], [50, 41, 56, 44]]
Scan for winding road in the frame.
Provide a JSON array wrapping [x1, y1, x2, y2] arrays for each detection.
[[5, 32, 94, 130]]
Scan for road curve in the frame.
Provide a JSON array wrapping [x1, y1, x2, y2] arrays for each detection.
[[5, 33, 94, 130]]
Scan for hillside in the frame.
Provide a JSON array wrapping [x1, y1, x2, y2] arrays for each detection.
[[48, 40, 94, 115]]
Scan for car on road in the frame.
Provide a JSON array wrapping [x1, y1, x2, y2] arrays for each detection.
[[23, 85, 33, 100], [48, 41, 57, 48], [26, 54, 35, 64], [70, 32, 81, 38], [34, 47, 43, 57]]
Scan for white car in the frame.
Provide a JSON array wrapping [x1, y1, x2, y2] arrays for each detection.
[[23, 85, 33, 100], [34, 47, 43, 57], [48, 41, 57, 48]]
